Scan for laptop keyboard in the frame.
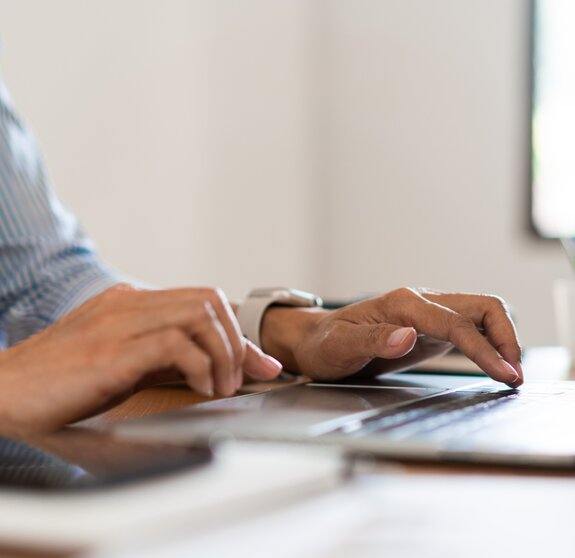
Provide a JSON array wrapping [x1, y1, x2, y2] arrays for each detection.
[[343, 385, 570, 443]]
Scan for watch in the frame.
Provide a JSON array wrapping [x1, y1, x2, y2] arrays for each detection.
[[237, 287, 323, 349]]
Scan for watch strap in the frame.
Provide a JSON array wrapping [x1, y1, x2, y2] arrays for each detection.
[[236, 294, 278, 348], [237, 288, 322, 349]]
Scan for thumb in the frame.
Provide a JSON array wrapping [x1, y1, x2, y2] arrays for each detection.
[[343, 323, 418, 360], [242, 340, 283, 380]]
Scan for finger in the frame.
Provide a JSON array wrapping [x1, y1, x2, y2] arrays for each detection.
[[115, 329, 214, 397], [328, 322, 418, 367], [92, 298, 237, 396], [373, 291, 521, 386], [106, 287, 247, 386], [159, 288, 246, 387], [192, 302, 236, 396], [360, 335, 453, 376], [199, 289, 246, 390], [421, 292, 523, 380], [242, 340, 283, 381]]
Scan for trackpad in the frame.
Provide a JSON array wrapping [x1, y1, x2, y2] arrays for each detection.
[[114, 383, 447, 444], [203, 384, 446, 414]]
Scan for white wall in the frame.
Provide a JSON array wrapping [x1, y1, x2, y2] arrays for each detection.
[[0, 0, 570, 346], [0, 0, 320, 294], [316, 0, 572, 347]]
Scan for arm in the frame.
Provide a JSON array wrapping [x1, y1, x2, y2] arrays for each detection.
[[0, 82, 127, 345]]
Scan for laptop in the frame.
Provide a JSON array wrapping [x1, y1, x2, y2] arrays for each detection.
[[114, 366, 575, 470]]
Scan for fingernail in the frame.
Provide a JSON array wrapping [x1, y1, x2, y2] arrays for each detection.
[[201, 378, 214, 397], [515, 362, 524, 379], [498, 360, 521, 386], [388, 327, 415, 347], [261, 354, 283, 375]]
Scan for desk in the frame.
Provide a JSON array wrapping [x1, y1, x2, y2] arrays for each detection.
[[89, 380, 575, 558], [0, 352, 575, 558]]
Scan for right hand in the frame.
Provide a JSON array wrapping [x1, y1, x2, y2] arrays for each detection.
[[0, 285, 282, 435], [263, 288, 522, 386]]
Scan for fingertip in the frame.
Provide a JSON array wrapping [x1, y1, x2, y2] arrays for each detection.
[[506, 361, 524, 388], [494, 360, 521, 387], [195, 381, 214, 398], [384, 327, 417, 358], [388, 327, 416, 347], [259, 354, 283, 379], [244, 342, 283, 380], [507, 376, 523, 389], [199, 374, 214, 397]]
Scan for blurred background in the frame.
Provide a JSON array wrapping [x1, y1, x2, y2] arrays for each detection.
[[0, 0, 570, 346]]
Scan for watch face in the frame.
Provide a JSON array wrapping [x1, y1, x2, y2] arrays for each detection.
[[249, 288, 288, 298], [288, 289, 321, 305]]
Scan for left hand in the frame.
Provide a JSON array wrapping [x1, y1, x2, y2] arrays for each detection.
[[0, 285, 282, 436], [261, 288, 523, 387]]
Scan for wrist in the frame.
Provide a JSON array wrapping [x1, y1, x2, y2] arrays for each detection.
[[260, 306, 328, 372]]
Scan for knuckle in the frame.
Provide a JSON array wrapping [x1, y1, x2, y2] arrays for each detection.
[[208, 287, 226, 310], [382, 287, 419, 311], [449, 316, 476, 341], [390, 287, 418, 300], [191, 300, 215, 322], [453, 315, 475, 330], [486, 294, 509, 314], [379, 287, 420, 320], [197, 287, 225, 304]]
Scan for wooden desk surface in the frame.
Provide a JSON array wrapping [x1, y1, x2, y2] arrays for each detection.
[[85, 384, 213, 425]]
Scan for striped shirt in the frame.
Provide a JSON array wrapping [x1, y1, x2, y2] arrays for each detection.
[[0, 81, 124, 347]]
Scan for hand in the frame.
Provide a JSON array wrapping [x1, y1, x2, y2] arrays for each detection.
[[261, 288, 523, 387], [0, 285, 282, 435]]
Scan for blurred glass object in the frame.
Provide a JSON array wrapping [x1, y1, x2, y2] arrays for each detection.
[[532, 0, 575, 237]]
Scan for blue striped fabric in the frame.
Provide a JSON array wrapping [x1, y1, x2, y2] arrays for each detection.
[[0, 80, 125, 347]]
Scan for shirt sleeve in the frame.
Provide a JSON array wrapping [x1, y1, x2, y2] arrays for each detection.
[[0, 81, 130, 347]]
